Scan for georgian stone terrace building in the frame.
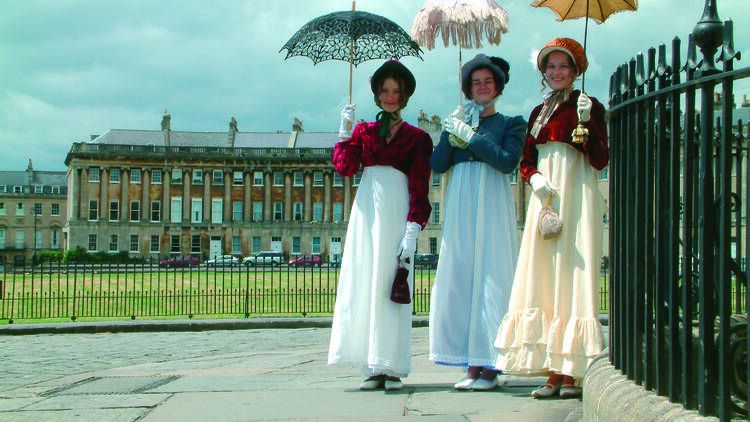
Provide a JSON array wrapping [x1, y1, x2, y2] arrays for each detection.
[[63, 114, 610, 263]]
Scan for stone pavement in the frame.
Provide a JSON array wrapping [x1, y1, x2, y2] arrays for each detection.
[[0, 320, 585, 421]]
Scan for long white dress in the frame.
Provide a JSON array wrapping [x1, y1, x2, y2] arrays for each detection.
[[328, 166, 414, 377], [428, 161, 518, 368], [494, 142, 605, 379]]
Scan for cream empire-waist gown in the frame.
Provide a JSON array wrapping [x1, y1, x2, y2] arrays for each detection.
[[494, 142, 606, 379], [328, 166, 414, 378]]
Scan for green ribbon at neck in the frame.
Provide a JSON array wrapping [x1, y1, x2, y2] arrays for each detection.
[[376, 110, 400, 140]]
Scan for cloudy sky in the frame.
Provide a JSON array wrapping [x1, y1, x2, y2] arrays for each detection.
[[2, 0, 749, 171]]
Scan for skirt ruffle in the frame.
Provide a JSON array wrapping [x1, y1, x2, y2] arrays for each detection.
[[494, 308, 604, 378]]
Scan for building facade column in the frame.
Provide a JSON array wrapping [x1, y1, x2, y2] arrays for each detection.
[[163, 169, 170, 223], [142, 169, 150, 222], [284, 171, 292, 221], [223, 171, 231, 223], [121, 168, 129, 221], [243, 171, 251, 221], [203, 169, 211, 223], [100, 168, 109, 221], [304, 171, 312, 221], [264, 171, 272, 221], [80, 167, 89, 220], [343, 176, 351, 221], [323, 171, 332, 222], [183, 169, 191, 222]]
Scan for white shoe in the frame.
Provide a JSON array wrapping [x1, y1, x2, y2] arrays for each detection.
[[454, 377, 477, 390], [359, 375, 384, 390], [472, 377, 500, 391], [384, 376, 403, 391]]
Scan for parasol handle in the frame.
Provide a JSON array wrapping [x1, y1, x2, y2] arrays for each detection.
[[581, 0, 589, 93], [348, 0, 355, 130], [458, 45, 463, 106]]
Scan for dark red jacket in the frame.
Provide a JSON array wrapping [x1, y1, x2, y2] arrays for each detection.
[[519, 90, 609, 183]]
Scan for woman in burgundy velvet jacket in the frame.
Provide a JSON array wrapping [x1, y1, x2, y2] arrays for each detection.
[[494, 38, 609, 399], [327, 60, 432, 392]]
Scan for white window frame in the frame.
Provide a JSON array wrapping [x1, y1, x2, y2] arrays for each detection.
[[273, 172, 283, 186], [253, 201, 263, 222], [293, 172, 304, 187], [130, 200, 140, 221], [233, 171, 243, 185], [273, 202, 283, 221], [151, 201, 161, 222], [233, 201, 242, 221], [191, 234, 201, 254], [293, 202, 303, 221], [34, 231, 42, 249], [353, 173, 362, 186], [333, 173, 343, 187], [253, 171, 263, 186], [333, 203, 343, 222], [150, 235, 160, 253], [312, 236, 321, 254], [232, 235, 241, 254], [192, 170, 203, 185], [129, 234, 139, 252], [89, 168, 100, 182], [109, 200, 119, 222], [191, 198, 203, 223], [34, 185, 42, 193], [252, 236, 261, 253], [170, 235, 180, 253], [130, 169, 141, 184], [51, 203, 60, 216], [151, 170, 162, 184], [292, 236, 301, 254], [313, 202, 323, 222], [432, 202, 440, 224], [212, 170, 224, 185], [0, 228, 7, 249], [13, 186, 21, 193], [212, 198, 223, 224], [171, 169, 183, 184], [109, 234, 119, 252], [432, 172, 441, 187], [51, 230, 60, 249], [171, 197, 182, 223], [33, 203, 42, 216], [88, 200, 97, 221], [16, 202, 25, 216], [110, 168, 121, 183], [15, 230, 24, 249], [313, 172, 323, 187], [0, 185, 5, 193], [87, 233, 97, 252]]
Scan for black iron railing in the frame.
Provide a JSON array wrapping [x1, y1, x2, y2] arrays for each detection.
[[608, 1, 748, 419], [0, 259, 611, 322]]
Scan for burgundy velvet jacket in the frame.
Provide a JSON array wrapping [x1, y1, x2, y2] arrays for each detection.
[[519, 90, 609, 183], [333, 121, 433, 229]]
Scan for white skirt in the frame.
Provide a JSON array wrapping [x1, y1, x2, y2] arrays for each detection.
[[328, 166, 414, 377], [495, 142, 606, 379], [429, 162, 518, 368]]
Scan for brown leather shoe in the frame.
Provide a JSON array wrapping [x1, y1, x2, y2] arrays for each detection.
[[531, 382, 562, 398], [559, 384, 582, 398]]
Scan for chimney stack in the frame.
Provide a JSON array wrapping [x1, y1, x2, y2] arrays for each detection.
[[26, 158, 34, 186], [226, 117, 238, 147], [161, 110, 171, 147]]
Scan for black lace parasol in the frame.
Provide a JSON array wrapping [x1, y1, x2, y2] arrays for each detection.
[[280, 10, 423, 67]]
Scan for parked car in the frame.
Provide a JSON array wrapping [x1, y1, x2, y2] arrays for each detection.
[[329, 257, 342, 268], [206, 255, 239, 268], [243, 251, 284, 267], [415, 254, 439, 269], [289, 255, 322, 268], [159, 255, 199, 268]]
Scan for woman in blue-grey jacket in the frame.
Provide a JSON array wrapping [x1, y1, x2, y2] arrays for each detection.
[[428, 53, 526, 391]]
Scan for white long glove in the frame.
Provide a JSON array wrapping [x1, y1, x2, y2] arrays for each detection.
[[444, 117, 475, 147], [339, 104, 356, 139], [397, 221, 421, 266], [530, 173, 557, 199], [577, 93, 592, 122], [444, 105, 469, 148]]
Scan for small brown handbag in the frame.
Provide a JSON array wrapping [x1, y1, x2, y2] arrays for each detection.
[[538, 197, 563, 240], [390, 258, 411, 304]]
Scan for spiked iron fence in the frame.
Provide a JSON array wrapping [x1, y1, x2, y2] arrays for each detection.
[[607, 1, 749, 419]]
